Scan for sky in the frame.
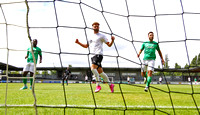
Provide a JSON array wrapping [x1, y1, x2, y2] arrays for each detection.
[[0, 0, 200, 69]]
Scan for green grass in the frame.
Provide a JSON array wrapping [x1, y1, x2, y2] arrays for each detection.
[[0, 83, 200, 115]]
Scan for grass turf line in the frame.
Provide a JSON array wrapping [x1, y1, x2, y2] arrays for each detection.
[[0, 83, 200, 114]]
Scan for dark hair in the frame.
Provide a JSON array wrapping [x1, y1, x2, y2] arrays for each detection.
[[148, 31, 154, 35], [92, 22, 100, 26], [33, 39, 37, 41]]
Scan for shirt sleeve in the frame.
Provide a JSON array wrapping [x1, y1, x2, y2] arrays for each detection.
[[156, 43, 160, 51], [38, 48, 42, 56], [101, 34, 109, 43], [141, 43, 145, 50]]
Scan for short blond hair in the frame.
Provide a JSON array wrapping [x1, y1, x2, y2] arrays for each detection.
[[92, 22, 100, 26]]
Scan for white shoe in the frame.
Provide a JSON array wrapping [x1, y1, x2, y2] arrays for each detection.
[[144, 87, 148, 92], [144, 77, 147, 84], [20, 86, 27, 90]]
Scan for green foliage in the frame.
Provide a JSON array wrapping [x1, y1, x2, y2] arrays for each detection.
[[68, 64, 72, 67], [49, 70, 57, 75], [184, 63, 189, 69], [174, 63, 182, 76], [191, 55, 197, 67], [190, 53, 200, 67], [41, 70, 49, 75], [164, 54, 169, 69], [156, 53, 200, 76], [10, 71, 19, 74], [36, 71, 40, 75], [175, 63, 181, 69]]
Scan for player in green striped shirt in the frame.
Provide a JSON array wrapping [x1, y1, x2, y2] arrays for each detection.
[[137, 32, 164, 92], [20, 39, 42, 90]]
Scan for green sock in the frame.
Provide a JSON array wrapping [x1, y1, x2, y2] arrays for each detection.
[[146, 76, 152, 87], [145, 72, 148, 78], [30, 78, 33, 87], [23, 77, 27, 87], [143, 72, 147, 79]]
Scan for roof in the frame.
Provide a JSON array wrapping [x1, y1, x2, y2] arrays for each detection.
[[0, 62, 21, 70]]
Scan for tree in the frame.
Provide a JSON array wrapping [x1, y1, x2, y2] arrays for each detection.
[[164, 54, 169, 69], [184, 54, 200, 76], [68, 64, 72, 67], [175, 63, 181, 69], [190, 53, 200, 67], [184, 63, 189, 69], [154, 65, 161, 76], [154, 54, 171, 76], [10, 71, 20, 74], [42, 70, 49, 75], [174, 63, 182, 76], [36, 71, 40, 75], [163, 54, 172, 76], [191, 55, 197, 67], [198, 53, 200, 66], [50, 70, 57, 75]]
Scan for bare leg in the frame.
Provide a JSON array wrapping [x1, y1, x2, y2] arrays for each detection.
[[91, 64, 100, 86]]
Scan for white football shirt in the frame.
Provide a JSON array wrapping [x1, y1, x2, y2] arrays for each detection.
[[88, 33, 109, 55]]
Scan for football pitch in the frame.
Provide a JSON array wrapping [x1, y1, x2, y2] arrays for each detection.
[[0, 83, 200, 115]]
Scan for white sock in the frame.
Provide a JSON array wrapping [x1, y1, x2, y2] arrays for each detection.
[[100, 72, 111, 85], [91, 69, 100, 86]]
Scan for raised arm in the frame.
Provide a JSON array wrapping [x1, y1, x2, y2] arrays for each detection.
[[75, 39, 89, 48], [106, 36, 115, 47], [158, 50, 165, 65]]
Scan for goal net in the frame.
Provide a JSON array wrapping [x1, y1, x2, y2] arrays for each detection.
[[1, 0, 200, 114]]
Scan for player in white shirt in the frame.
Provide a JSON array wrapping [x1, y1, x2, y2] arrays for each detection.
[[75, 22, 115, 93], [159, 77, 162, 85], [188, 77, 191, 84]]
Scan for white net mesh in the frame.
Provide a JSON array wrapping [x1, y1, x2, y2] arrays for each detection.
[[1, 0, 200, 114]]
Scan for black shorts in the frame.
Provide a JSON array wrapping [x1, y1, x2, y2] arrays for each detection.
[[91, 55, 103, 68], [63, 75, 69, 80]]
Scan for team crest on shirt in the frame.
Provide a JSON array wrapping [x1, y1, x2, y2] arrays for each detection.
[[146, 44, 154, 49], [32, 48, 38, 54]]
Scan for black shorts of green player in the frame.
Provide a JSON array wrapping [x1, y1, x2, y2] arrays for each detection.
[[91, 55, 103, 69]]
